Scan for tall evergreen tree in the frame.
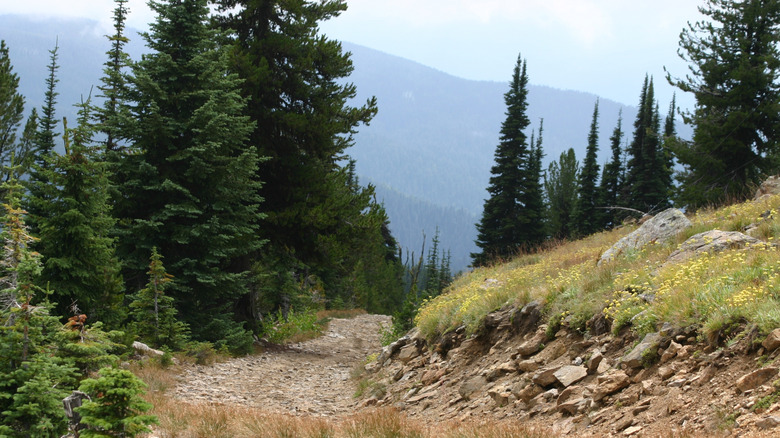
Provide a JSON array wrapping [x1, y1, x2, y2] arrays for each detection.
[[523, 121, 548, 246], [213, 0, 386, 314], [661, 94, 678, 201], [25, 41, 61, 237], [597, 112, 625, 228], [0, 179, 76, 437], [668, 0, 780, 207], [114, 0, 263, 350], [0, 40, 25, 178], [545, 148, 579, 240], [472, 55, 536, 266], [624, 76, 669, 213], [573, 100, 601, 236], [96, 0, 132, 154], [35, 104, 123, 325], [35, 40, 60, 163]]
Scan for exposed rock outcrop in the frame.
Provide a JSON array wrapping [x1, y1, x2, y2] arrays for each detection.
[[666, 230, 762, 264], [599, 208, 691, 265]]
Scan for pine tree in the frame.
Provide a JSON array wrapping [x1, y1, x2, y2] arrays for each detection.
[[213, 0, 380, 316], [35, 103, 124, 326], [624, 76, 669, 214], [545, 148, 579, 239], [0, 179, 76, 437], [35, 40, 60, 163], [523, 122, 548, 245], [668, 0, 780, 207], [661, 94, 678, 201], [76, 367, 157, 437], [25, 41, 61, 237], [96, 0, 132, 154], [129, 248, 189, 350], [472, 55, 539, 266], [597, 112, 625, 228], [573, 100, 601, 236], [114, 0, 262, 351], [11, 109, 38, 181], [0, 40, 25, 179]]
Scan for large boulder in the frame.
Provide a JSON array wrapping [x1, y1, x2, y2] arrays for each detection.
[[599, 208, 691, 265], [755, 175, 780, 200], [666, 230, 761, 264]]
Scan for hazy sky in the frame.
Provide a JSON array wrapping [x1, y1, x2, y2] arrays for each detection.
[[1, 0, 703, 108]]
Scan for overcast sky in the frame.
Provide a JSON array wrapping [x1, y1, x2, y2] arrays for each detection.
[[1, 0, 703, 108]]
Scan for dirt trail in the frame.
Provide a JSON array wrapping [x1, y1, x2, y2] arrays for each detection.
[[172, 314, 390, 416]]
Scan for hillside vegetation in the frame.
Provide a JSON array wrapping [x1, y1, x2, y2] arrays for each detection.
[[416, 191, 780, 343]]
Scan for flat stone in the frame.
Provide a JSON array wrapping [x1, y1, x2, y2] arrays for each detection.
[[660, 340, 681, 363], [756, 415, 780, 430], [458, 375, 488, 400], [517, 331, 547, 356], [517, 358, 541, 373], [533, 365, 563, 387], [762, 328, 780, 352], [624, 426, 642, 436], [554, 365, 588, 387], [667, 230, 761, 264], [557, 397, 591, 415], [736, 367, 779, 393], [397, 344, 420, 363], [586, 350, 603, 374], [592, 371, 630, 402], [621, 332, 661, 369]]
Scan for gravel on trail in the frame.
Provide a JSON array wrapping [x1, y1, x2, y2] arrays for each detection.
[[172, 314, 391, 417]]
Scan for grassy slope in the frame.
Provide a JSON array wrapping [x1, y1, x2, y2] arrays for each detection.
[[416, 194, 780, 342]]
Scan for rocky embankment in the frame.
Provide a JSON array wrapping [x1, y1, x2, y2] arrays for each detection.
[[172, 313, 390, 416], [364, 304, 780, 437]]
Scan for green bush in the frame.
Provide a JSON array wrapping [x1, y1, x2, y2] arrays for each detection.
[[76, 367, 158, 437]]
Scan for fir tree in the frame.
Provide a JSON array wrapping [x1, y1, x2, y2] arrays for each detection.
[[35, 40, 60, 163], [25, 41, 61, 238], [0, 40, 25, 179], [523, 121, 547, 246], [114, 0, 263, 351], [96, 0, 132, 154], [597, 112, 625, 228], [545, 148, 579, 240], [213, 0, 381, 316], [76, 367, 158, 437], [129, 248, 189, 350], [573, 100, 602, 236], [35, 103, 124, 325], [0, 179, 76, 437], [624, 76, 669, 214], [472, 55, 539, 266], [668, 0, 780, 207]]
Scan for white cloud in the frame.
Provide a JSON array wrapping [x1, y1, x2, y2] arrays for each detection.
[[1, 0, 155, 31]]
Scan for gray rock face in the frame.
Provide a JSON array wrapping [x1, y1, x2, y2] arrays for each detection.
[[735, 367, 779, 393], [458, 375, 488, 400], [762, 328, 780, 352], [599, 208, 691, 265], [621, 332, 661, 369], [553, 365, 588, 387], [666, 230, 761, 264], [754, 175, 780, 200]]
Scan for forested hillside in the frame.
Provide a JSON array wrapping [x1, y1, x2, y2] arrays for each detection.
[[1, 14, 659, 271]]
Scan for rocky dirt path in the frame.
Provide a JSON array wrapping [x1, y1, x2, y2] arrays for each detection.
[[172, 314, 390, 416]]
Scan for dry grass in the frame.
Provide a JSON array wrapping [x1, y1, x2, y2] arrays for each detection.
[[128, 362, 553, 437], [143, 397, 552, 438]]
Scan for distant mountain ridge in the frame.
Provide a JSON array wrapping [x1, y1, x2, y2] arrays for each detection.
[[2, 15, 681, 272]]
